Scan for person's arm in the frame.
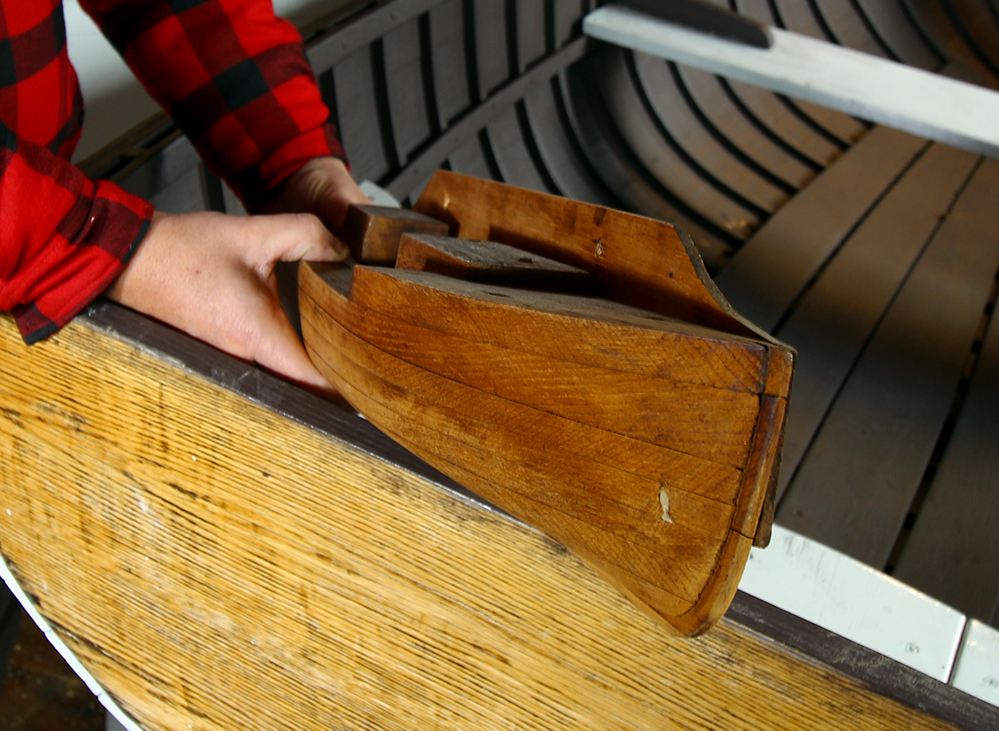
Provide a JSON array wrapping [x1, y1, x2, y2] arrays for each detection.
[[78, 0, 370, 390], [79, 0, 365, 216], [0, 131, 152, 345]]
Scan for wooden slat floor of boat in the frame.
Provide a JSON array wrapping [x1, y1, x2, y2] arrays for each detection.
[[776, 157, 999, 568], [893, 276, 999, 623]]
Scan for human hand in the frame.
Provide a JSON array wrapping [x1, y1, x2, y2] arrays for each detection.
[[262, 156, 371, 239], [105, 210, 340, 393]]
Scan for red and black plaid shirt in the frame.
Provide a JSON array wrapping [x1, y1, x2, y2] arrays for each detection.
[[0, 0, 345, 343]]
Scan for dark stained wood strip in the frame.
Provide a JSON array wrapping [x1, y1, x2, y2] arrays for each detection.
[[514, 0, 547, 71], [554, 0, 589, 47], [332, 49, 392, 184], [904, 0, 999, 86], [632, 54, 791, 214], [484, 107, 554, 194], [722, 78, 842, 167], [939, 0, 999, 78], [384, 36, 588, 200], [738, 0, 868, 146], [770, 0, 828, 39], [776, 157, 999, 568], [382, 18, 433, 163], [521, 81, 618, 206], [560, 63, 739, 267], [472, 0, 510, 96], [446, 134, 496, 179], [429, 0, 472, 126], [854, 0, 944, 69], [675, 65, 816, 191], [598, 47, 763, 239], [771, 143, 980, 499], [714, 125, 926, 332], [893, 283, 999, 622], [812, 0, 893, 56]]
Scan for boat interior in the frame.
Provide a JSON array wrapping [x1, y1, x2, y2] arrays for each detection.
[[3, 0, 999, 727]]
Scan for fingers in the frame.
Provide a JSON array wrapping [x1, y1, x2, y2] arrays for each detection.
[[263, 157, 371, 247], [251, 297, 340, 396], [254, 212, 343, 265], [304, 158, 371, 233]]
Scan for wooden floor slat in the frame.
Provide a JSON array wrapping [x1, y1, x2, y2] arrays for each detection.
[[772, 143, 980, 498], [714, 125, 927, 331], [776, 157, 999, 568], [893, 281, 999, 623]]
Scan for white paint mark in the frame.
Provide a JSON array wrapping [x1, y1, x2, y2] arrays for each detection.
[[191, 455, 197, 461], [659, 488, 673, 523]]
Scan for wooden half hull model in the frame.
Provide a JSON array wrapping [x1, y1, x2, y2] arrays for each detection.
[[299, 171, 793, 636]]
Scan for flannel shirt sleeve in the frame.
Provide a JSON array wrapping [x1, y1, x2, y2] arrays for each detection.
[[0, 130, 152, 343], [0, 1, 153, 344], [81, 0, 347, 212]]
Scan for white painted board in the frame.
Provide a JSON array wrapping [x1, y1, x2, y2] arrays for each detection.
[[952, 620, 999, 705], [738, 525, 966, 681], [584, 5, 999, 159]]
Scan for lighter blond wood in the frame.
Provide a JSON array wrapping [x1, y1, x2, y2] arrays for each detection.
[[0, 314, 952, 730]]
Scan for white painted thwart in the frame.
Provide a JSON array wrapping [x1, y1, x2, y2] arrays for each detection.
[[583, 5, 999, 159]]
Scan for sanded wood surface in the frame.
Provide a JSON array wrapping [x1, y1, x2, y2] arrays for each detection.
[[0, 312, 959, 730]]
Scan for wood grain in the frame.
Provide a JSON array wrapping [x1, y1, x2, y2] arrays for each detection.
[[412, 170, 769, 340], [395, 233, 593, 292], [340, 205, 450, 263], [0, 313, 956, 730]]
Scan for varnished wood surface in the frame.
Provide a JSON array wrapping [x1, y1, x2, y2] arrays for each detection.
[[412, 170, 769, 340], [0, 311, 962, 730], [299, 248, 784, 634]]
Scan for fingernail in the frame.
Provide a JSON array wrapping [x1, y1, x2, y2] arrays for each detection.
[[331, 237, 350, 262]]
